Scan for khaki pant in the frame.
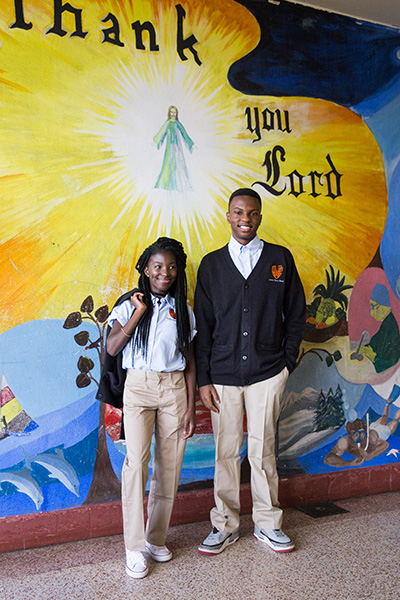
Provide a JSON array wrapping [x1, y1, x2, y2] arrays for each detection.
[[211, 367, 288, 533], [122, 369, 187, 551]]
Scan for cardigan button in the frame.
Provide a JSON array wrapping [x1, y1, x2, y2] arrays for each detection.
[[244, 283, 249, 289], [242, 355, 248, 360], [243, 331, 248, 336], [243, 307, 249, 312]]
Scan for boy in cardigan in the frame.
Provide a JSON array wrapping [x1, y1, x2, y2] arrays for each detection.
[[194, 188, 305, 554]]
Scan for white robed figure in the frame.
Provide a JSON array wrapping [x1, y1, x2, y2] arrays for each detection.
[[153, 106, 194, 192]]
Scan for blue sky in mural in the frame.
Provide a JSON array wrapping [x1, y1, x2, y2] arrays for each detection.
[[230, 0, 400, 107], [232, 0, 400, 305], [0, 320, 100, 417]]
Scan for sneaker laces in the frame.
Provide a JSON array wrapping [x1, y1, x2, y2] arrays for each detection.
[[272, 529, 285, 538]]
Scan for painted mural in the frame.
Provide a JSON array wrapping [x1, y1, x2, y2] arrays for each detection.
[[1, 0, 400, 517]]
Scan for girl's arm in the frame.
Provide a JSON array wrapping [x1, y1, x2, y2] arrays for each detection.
[[182, 341, 196, 439], [106, 292, 147, 356]]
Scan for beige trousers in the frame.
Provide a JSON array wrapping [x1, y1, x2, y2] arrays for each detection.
[[211, 367, 289, 533], [122, 369, 187, 551]]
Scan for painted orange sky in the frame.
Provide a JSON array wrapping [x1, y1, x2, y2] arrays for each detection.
[[0, 0, 387, 332]]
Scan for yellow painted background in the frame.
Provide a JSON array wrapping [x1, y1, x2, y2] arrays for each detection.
[[0, 0, 387, 332]]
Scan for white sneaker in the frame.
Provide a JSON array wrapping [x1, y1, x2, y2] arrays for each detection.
[[125, 549, 148, 578], [254, 526, 295, 553], [198, 527, 239, 555], [145, 541, 173, 562]]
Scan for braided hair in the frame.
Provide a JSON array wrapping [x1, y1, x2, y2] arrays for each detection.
[[133, 237, 191, 359]]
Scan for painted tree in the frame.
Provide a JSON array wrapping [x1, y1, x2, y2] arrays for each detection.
[[63, 295, 121, 503], [314, 385, 345, 432]]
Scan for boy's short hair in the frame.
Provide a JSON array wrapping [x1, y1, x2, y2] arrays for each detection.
[[228, 187, 262, 209]]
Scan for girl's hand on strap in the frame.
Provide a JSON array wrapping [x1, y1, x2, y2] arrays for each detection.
[[130, 291, 147, 314]]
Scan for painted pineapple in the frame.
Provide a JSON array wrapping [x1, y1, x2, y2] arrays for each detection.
[[311, 266, 352, 328]]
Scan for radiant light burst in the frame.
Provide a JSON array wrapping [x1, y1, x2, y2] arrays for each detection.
[[80, 59, 247, 249]]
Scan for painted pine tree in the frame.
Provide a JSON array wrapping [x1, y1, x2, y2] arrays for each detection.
[[314, 385, 345, 431]]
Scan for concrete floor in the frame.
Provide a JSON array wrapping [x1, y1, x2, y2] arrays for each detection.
[[1, 490, 399, 600]]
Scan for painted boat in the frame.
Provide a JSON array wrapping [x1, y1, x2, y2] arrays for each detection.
[[0, 375, 39, 440]]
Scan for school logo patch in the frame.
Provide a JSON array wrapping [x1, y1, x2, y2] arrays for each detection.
[[169, 308, 176, 319], [271, 265, 283, 279]]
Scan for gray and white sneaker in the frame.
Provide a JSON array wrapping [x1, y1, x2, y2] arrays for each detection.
[[125, 549, 148, 578], [254, 526, 295, 553], [198, 527, 239, 555]]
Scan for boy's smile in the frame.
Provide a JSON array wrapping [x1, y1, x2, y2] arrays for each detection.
[[226, 195, 262, 245]]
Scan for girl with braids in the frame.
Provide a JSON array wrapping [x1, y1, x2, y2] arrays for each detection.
[[106, 237, 196, 579]]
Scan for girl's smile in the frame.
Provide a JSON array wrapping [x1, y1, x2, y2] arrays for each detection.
[[145, 251, 178, 296]]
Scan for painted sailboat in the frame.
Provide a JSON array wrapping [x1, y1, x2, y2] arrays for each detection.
[[0, 375, 38, 440]]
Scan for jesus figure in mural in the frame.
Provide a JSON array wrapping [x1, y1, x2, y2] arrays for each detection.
[[153, 105, 194, 192]]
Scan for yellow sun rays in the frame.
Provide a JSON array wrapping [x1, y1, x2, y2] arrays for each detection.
[[0, 0, 388, 332]]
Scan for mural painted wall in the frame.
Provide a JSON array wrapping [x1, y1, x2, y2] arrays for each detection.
[[1, 0, 400, 517]]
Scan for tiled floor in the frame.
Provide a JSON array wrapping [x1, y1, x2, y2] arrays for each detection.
[[1, 491, 399, 600]]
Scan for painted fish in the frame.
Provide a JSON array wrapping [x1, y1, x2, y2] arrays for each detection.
[[25, 448, 80, 497], [0, 467, 43, 510]]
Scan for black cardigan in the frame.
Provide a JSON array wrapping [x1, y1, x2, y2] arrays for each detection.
[[194, 242, 306, 387]]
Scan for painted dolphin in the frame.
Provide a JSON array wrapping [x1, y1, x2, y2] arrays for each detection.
[[25, 448, 80, 497], [0, 467, 43, 510]]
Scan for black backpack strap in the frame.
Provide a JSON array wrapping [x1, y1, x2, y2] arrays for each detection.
[[96, 289, 140, 409]]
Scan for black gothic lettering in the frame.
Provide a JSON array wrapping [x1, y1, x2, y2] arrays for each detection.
[[47, 0, 88, 38], [176, 4, 201, 66], [254, 147, 343, 200], [309, 171, 323, 197], [275, 109, 291, 133], [131, 20, 159, 51], [246, 107, 292, 141], [288, 169, 304, 197], [325, 154, 343, 199], [245, 107, 261, 143], [256, 145, 286, 196], [101, 13, 124, 47], [10, 0, 32, 30], [262, 108, 275, 132]]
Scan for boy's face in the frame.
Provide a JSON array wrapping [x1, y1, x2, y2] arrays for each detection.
[[226, 195, 262, 245]]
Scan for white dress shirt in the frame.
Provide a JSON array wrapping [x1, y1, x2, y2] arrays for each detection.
[[228, 235, 264, 279], [108, 294, 196, 371]]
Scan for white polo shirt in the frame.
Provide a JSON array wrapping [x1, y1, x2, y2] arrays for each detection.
[[108, 294, 196, 371]]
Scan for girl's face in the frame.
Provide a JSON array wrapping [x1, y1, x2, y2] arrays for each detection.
[[144, 251, 178, 296]]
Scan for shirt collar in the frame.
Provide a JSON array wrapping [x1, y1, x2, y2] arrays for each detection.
[[228, 235, 263, 256], [151, 293, 174, 308]]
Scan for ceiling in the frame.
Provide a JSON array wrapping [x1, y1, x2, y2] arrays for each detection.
[[288, 0, 400, 28]]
